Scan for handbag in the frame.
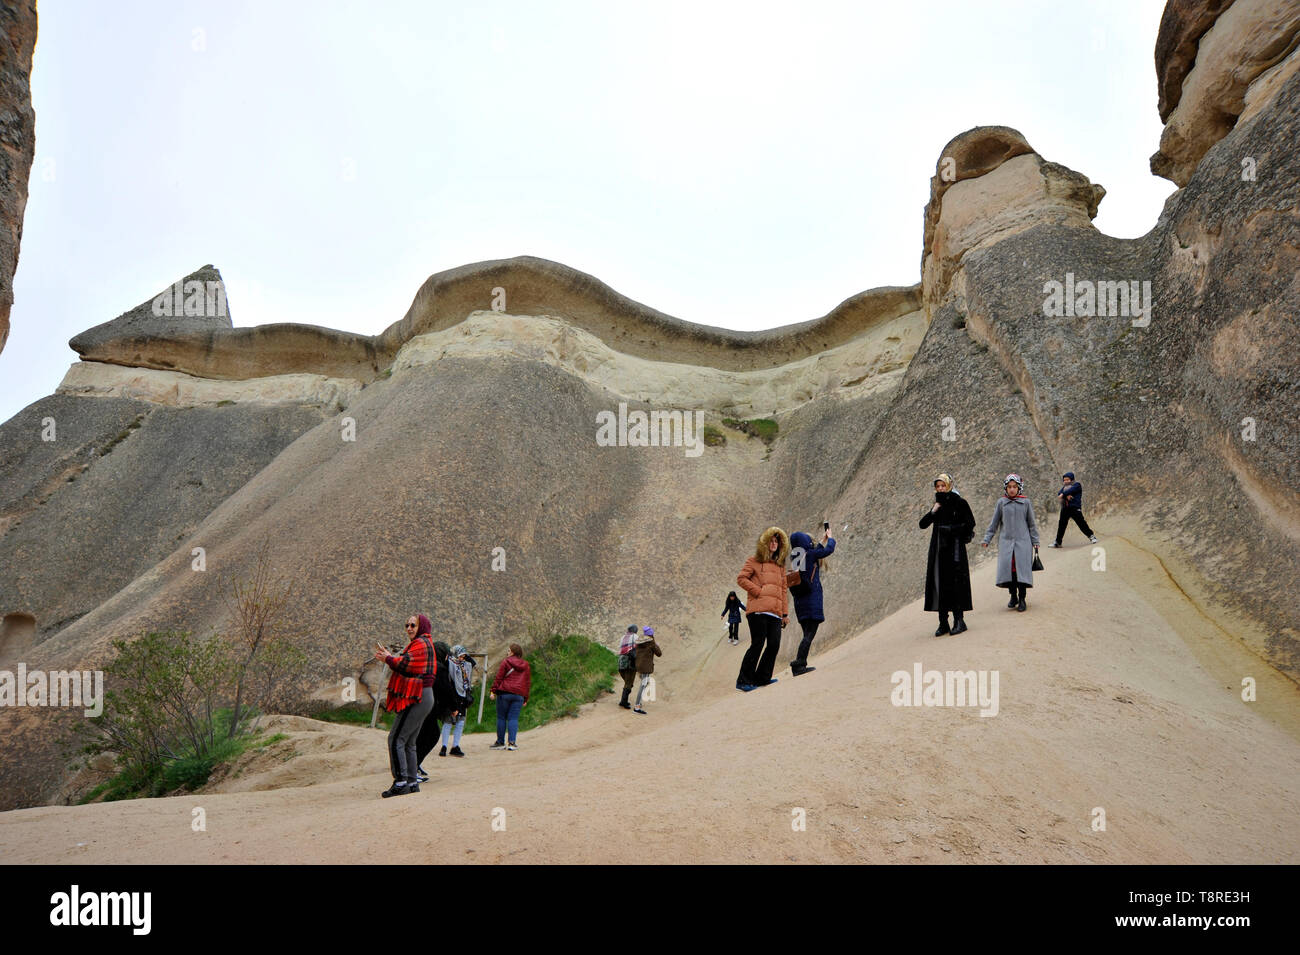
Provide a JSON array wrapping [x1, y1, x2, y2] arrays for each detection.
[[1031, 551, 1044, 572]]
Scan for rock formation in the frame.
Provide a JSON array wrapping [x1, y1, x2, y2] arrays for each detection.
[[1151, 0, 1300, 184], [0, 1, 37, 354], [0, 0, 1297, 810]]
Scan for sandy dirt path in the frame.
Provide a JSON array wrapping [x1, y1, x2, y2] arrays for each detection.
[[2, 538, 1297, 864]]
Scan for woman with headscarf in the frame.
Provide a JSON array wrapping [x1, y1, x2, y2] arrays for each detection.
[[920, 473, 976, 635], [982, 473, 1041, 612], [632, 626, 662, 714], [437, 645, 474, 757], [373, 613, 436, 797], [735, 526, 791, 691]]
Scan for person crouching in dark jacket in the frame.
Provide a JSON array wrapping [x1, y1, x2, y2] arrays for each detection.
[[788, 527, 835, 675], [919, 473, 976, 636]]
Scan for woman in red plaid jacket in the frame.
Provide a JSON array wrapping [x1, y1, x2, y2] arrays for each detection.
[[373, 613, 436, 797]]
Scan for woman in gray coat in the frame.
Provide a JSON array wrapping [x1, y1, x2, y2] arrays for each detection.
[[981, 474, 1040, 612]]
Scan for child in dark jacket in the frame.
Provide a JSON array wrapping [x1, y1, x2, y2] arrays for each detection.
[[721, 592, 746, 645], [1053, 472, 1098, 546]]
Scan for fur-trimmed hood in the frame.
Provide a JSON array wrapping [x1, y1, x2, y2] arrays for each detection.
[[753, 526, 790, 564]]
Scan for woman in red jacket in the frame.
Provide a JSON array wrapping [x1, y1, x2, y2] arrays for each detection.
[[489, 643, 531, 751], [735, 526, 790, 691], [373, 613, 436, 797]]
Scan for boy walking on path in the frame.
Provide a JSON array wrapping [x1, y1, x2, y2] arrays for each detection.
[[1053, 471, 1098, 546]]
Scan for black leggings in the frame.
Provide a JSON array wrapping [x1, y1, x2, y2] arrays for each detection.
[[727, 620, 740, 640], [794, 619, 820, 667], [1056, 506, 1093, 543], [739, 614, 782, 686], [415, 699, 443, 765], [1007, 570, 1028, 602]]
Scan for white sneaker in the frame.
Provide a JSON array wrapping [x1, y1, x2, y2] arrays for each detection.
[[1089, 536, 1098, 543], [507, 743, 518, 751]]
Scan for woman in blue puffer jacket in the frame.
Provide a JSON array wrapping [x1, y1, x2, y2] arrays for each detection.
[[788, 526, 836, 675]]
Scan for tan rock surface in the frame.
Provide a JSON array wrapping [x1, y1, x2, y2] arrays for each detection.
[[57, 361, 362, 410], [1155, 0, 1237, 121], [1151, 0, 1300, 185], [0, 1, 36, 354], [922, 148, 1104, 309], [393, 307, 925, 416]]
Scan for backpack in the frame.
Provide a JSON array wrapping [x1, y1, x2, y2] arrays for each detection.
[[617, 632, 637, 670], [457, 660, 475, 709]]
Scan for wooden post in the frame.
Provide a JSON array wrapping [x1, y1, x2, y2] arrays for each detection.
[[477, 653, 489, 725], [369, 664, 388, 728]]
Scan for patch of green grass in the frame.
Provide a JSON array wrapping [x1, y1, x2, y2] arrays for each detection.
[[720, 417, 779, 444], [215, 399, 236, 407], [98, 414, 147, 456], [703, 425, 726, 447], [80, 709, 282, 803], [80, 780, 112, 804], [461, 634, 616, 736], [310, 701, 394, 730]]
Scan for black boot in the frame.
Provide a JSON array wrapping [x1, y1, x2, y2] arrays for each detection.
[[619, 686, 632, 709], [935, 613, 950, 636], [1007, 589, 1017, 608], [951, 613, 968, 635], [1017, 586, 1027, 612]]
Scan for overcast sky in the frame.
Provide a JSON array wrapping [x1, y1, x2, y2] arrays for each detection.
[[1, 0, 1173, 423]]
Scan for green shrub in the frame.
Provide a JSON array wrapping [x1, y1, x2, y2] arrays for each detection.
[[80, 545, 308, 801], [720, 417, 779, 444]]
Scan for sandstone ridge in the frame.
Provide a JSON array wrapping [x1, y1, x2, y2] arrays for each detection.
[[68, 257, 923, 391]]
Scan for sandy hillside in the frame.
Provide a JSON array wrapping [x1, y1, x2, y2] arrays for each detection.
[[2, 536, 1297, 865]]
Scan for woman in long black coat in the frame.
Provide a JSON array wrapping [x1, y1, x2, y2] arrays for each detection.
[[919, 473, 976, 636]]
